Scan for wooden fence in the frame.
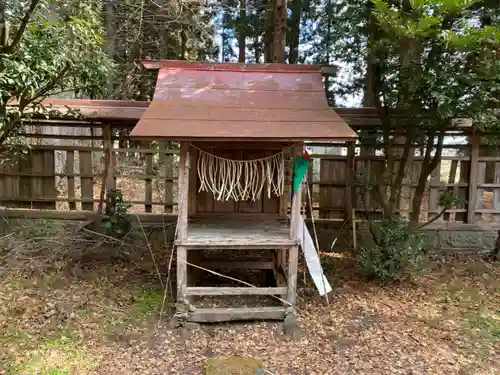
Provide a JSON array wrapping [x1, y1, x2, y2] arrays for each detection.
[[1, 120, 500, 224]]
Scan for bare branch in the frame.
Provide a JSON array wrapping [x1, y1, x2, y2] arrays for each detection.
[[418, 206, 447, 230]]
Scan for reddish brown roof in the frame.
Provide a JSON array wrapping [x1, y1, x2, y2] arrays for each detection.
[[130, 60, 357, 141]]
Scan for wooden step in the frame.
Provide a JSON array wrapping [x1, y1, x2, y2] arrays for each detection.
[[177, 240, 295, 250], [196, 260, 275, 270], [185, 286, 287, 296], [188, 306, 286, 323]]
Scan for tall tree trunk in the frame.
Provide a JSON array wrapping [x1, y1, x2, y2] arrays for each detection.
[[0, 2, 8, 48], [387, 0, 421, 218], [264, 0, 274, 62], [287, 0, 302, 64], [360, 0, 379, 214], [323, 0, 334, 105], [265, 0, 287, 63], [271, 0, 287, 62], [363, 0, 377, 107], [104, 1, 115, 96], [238, 0, 247, 63]]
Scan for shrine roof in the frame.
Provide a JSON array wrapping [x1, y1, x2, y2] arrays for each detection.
[[129, 60, 357, 142]]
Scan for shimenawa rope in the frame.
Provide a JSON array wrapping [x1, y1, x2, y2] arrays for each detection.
[[191, 144, 285, 201]]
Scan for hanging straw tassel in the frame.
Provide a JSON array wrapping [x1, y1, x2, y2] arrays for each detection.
[[194, 145, 285, 201]]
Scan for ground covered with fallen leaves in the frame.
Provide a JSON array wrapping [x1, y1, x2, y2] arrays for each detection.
[[0, 218, 499, 375]]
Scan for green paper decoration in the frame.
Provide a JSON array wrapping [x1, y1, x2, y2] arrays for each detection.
[[291, 155, 310, 198]]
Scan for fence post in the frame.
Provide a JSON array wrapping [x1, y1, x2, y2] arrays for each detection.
[[467, 134, 480, 223], [345, 142, 355, 222]]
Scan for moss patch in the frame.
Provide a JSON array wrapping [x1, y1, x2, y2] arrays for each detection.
[[205, 357, 263, 375]]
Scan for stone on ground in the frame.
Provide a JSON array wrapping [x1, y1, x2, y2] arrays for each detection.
[[284, 314, 306, 341]]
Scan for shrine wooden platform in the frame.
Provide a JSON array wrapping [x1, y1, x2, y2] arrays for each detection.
[[176, 215, 295, 249]]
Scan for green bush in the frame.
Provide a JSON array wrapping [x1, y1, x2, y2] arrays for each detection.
[[101, 189, 132, 239], [358, 216, 427, 282]]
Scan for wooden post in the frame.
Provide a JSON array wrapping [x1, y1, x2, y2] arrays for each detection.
[[159, 141, 174, 212], [288, 173, 302, 310], [287, 144, 303, 311], [105, 126, 116, 191], [145, 148, 153, 213], [177, 142, 190, 241], [176, 245, 187, 303], [175, 142, 190, 321], [66, 150, 76, 210], [305, 158, 313, 217], [98, 124, 115, 214], [467, 135, 480, 223], [286, 245, 299, 308], [290, 172, 303, 240], [79, 150, 94, 211], [428, 161, 441, 219], [345, 142, 355, 222]]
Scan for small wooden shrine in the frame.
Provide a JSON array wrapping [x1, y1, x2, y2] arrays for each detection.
[[130, 60, 357, 325]]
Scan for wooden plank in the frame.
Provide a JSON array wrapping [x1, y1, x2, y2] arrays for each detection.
[[42, 150, 56, 210], [475, 161, 487, 222], [17, 154, 32, 208], [198, 261, 275, 270], [66, 150, 76, 210], [319, 158, 332, 218], [0, 171, 174, 180], [0, 196, 174, 206], [0, 163, 5, 205], [20, 144, 177, 154], [79, 150, 94, 211], [188, 146, 198, 216], [330, 159, 347, 219], [353, 158, 365, 211], [185, 287, 287, 296], [428, 160, 441, 218], [370, 160, 385, 213], [145, 150, 153, 213], [467, 135, 480, 223], [308, 154, 472, 161], [0, 208, 177, 222], [188, 307, 286, 323], [445, 159, 458, 222], [178, 241, 294, 250], [493, 162, 500, 223]]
